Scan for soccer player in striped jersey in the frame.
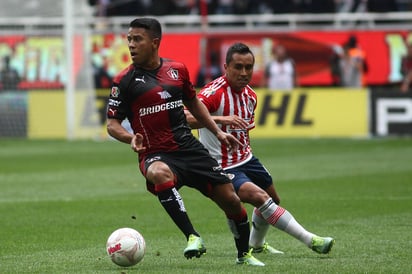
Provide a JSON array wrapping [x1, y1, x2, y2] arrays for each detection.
[[106, 18, 264, 266], [185, 42, 335, 255]]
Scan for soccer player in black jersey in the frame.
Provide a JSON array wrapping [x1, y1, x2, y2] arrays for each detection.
[[106, 17, 264, 266]]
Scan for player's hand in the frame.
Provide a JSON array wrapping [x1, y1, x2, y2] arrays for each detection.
[[216, 131, 242, 152], [131, 133, 146, 154], [220, 115, 248, 129]]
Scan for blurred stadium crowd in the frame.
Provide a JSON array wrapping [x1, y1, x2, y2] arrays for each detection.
[[88, 0, 412, 17]]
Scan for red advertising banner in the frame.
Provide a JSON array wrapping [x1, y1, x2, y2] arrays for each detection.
[[0, 30, 410, 90], [0, 35, 86, 90], [0, 33, 202, 90], [205, 30, 412, 86], [90, 33, 202, 88]]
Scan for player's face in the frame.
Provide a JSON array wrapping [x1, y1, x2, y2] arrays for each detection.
[[224, 53, 254, 92], [273, 45, 286, 61], [127, 27, 159, 68]]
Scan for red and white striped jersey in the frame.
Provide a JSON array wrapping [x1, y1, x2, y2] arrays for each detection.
[[197, 76, 257, 169]]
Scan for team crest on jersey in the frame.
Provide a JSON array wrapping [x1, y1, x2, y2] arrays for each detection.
[[111, 87, 120, 98], [247, 99, 254, 114], [167, 68, 179, 80]]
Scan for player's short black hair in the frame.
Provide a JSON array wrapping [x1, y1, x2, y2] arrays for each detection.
[[225, 42, 255, 65], [129, 17, 162, 40]]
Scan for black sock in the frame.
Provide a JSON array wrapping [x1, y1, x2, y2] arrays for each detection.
[[157, 187, 199, 240], [228, 215, 250, 258]]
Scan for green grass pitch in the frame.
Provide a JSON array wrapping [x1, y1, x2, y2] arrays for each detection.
[[0, 138, 411, 273]]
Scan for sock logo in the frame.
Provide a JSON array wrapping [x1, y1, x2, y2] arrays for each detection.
[[252, 221, 258, 230], [172, 188, 186, 212]]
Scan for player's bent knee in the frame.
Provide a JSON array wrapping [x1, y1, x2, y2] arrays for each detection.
[[238, 186, 270, 206], [145, 161, 174, 184]]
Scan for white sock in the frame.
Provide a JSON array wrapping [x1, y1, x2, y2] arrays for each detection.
[[249, 207, 270, 248], [258, 198, 315, 247]]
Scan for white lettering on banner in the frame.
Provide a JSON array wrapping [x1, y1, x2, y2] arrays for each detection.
[[385, 33, 412, 83], [139, 100, 183, 117], [376, 98, 412, 135]]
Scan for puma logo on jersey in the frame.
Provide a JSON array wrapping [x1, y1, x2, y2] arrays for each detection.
[[158, 90, 172, 99], [108, 108, 117, 116], [135, 76, 145, 83]]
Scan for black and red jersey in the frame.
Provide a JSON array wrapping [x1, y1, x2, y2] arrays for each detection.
[[107, 58, 201, 157]]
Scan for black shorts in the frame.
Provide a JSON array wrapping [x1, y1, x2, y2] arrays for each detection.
[[140, 148, 231, 197]]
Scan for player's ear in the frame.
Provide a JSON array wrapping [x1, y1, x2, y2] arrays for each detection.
[[224, 63, 228, 70], [152, 38, 161, 49]]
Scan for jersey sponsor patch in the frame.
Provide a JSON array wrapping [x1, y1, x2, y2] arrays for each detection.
[[111, 86, 120, 98], [201, 86, 216, 97], [200, 77, 225, 97], [145, 155, 161, 164], [167, 68, 179, 80], [158, 90, 172, 99], [139, 100, 183, 117], [108, 99, 121, 107]]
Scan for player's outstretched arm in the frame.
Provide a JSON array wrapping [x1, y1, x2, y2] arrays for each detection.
[[185, 109, 248, 130], [184, 109, 203, 129], [107, 118, 146, 154], [185, 97, 241, 151], [107, 118, 134, 144], [184, 96, 220, 135]]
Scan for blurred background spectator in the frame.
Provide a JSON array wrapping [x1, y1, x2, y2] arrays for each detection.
[[367, 0, 398, 12], [396, 0, 412, 11], [88, 0, 177, 16], [330, 45, 344, 86], [400, 43, 412, 93], [339, 44, 364, 87], [331, 35, 368, 88], [335, 0, 367, 13], [263, 44, 298, 91], [215, 0, 234, 14], [87, 0, 411, 16], [346, 35, 368, 86], [0, 56, 21, 91], [195, 51, 222, 87]]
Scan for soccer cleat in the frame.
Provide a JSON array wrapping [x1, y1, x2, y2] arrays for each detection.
[[236, 248, 265, 266], [252, 242, 284, 254], [183, 234, 207, 259], [311, 236, 335, 254]]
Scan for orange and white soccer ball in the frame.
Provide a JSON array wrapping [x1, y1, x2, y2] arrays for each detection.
[[106, 227, 146, 267]]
